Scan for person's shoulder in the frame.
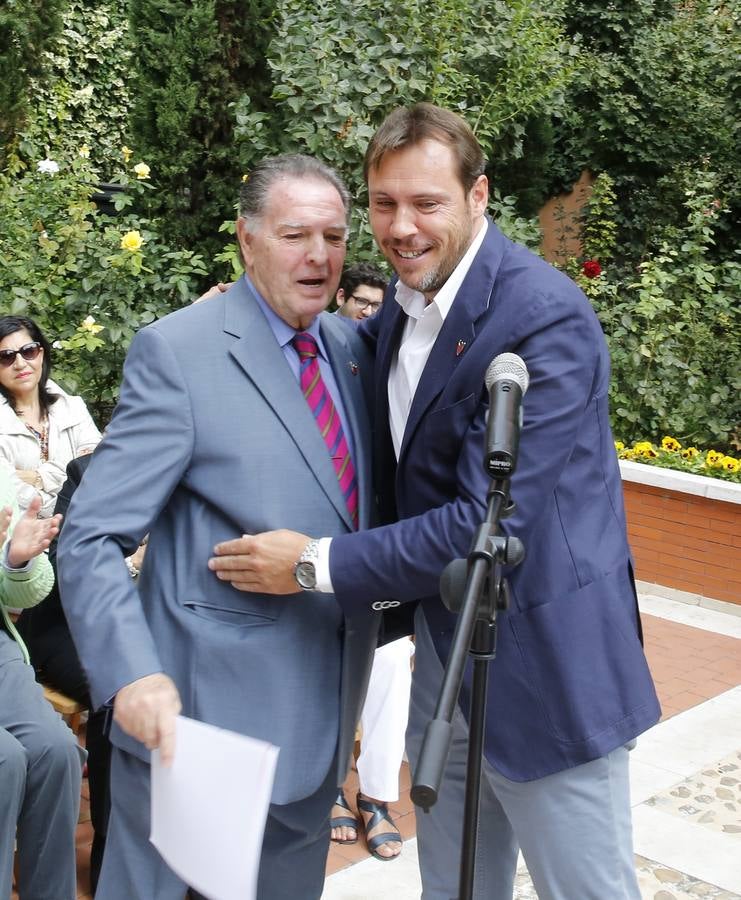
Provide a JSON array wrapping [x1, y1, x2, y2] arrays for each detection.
[[145, 280, 246, 347], [320, 311, 374, 376], [46, 381, 96, 428], [0, 394, 16, 426], [47, 379, 84, 408], [65, 453, 91, 482], [320, 308, 364, 350], [490, 235, 592, 324]]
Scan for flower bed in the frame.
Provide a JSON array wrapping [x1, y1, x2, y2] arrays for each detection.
[[620, 461, 741, 607], [616, 436, 740, 483]]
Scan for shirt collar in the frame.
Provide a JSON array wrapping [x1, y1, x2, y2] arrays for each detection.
[[245, 274, 328, 359], [394, 218, 488, 323]]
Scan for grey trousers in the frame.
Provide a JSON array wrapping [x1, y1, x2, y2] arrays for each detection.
[[407, 611, 642, 900], [97, 744, 338, 900], [0, 634, 84, 900]]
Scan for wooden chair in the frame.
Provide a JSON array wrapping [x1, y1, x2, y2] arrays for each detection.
[[42, 684, 85, 734]]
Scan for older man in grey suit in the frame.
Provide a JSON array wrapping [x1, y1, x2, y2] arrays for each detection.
[[58, 155, 379, 900]]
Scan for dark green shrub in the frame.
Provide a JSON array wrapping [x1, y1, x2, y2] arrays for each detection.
[[127, 0, 274, 263], [0, 0, 66, 167], [232, 0, 575, 259], [7, 0, 132, 174], [552, 0, 739, 263]]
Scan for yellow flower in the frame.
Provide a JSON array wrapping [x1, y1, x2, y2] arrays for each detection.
[[80, 315, 103, 334], [614, 441, 625, 452], [122, 145, 133, 162], [120, 230, 144, 252], [661, 436, 680, 452], [78, 144, 91, 159], [622, 449, 636, 460], [242, 173, 250, 183], [706, 450, 724, 467], [133, 162, 150, 180], [722, 456, 739, 473], [633, 441, 654, 458], [681, 447, 699, 459]]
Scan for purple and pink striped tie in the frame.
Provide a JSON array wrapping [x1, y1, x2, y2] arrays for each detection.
[[292, 332, 359, 528]]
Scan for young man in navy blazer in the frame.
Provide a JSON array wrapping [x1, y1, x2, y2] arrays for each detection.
[[212, 105, 661, 899]]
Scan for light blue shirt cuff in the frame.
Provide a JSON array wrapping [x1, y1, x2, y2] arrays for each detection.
[[1, 543, 33, 573], [316, 537, 334, 593]]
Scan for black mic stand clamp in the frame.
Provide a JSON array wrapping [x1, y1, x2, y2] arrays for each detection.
[[410, 477, 525, 900]]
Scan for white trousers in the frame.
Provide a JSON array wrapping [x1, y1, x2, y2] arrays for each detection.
[[357, 637, 414, 802]]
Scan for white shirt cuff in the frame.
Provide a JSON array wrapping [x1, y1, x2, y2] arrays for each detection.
[[315, 537, 334, 593]]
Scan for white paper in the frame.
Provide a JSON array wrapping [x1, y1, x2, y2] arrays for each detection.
[[150, 715, 279, 900]]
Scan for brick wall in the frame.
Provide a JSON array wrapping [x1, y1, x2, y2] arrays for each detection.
[[623, 480, 741, 606]]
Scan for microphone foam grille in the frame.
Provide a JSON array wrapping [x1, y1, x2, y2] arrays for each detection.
[[485, 353, 529, 393]]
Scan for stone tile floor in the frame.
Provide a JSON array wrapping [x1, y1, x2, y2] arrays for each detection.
[[16, 591, 739, 899], [323, 593, 741, 899]]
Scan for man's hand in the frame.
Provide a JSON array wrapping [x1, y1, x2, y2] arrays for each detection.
[[113, 673, 182, 766], [7, 497, 62, 567], [208, 530, 311, 594], [193, 281, 233, 304], [16, 467, 40, 487]]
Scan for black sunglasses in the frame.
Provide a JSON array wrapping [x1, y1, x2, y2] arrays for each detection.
[[0, 341, 42, 368]]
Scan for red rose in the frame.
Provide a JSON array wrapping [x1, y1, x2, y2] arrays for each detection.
[[582, 260, 602, 278]]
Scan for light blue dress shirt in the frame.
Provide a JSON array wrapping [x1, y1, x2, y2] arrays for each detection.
[[246, 276, 356, 464]]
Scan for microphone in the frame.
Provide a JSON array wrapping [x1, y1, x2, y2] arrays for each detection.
[[484, 353, 529, 478]]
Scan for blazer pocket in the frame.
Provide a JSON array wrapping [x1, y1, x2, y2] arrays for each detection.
[[183, 596, 280, 628], [509, 566, 652, 744]]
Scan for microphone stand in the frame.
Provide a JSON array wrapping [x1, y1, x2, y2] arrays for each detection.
[[410, 475, 524, 900]]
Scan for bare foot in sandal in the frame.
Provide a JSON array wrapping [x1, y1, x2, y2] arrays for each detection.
[[330, 789, 359, 845], [357, 792, 402, 860]]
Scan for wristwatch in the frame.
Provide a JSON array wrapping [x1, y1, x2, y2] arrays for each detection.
[[294, 539, 320, 591]]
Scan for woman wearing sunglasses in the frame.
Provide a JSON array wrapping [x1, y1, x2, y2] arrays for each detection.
[[0, 316, 100, 517]]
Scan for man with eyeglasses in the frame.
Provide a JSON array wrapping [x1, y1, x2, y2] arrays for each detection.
[[335, 263, 387, 319]]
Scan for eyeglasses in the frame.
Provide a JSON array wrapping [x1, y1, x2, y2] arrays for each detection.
[[349, 295, 383, 313], [0, 342, 42, 368]]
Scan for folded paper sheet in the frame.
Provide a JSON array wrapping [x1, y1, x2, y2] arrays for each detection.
[[150, 715, 279, 900]]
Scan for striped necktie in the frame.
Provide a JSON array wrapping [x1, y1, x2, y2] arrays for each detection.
[[292, 332, 359, 528]]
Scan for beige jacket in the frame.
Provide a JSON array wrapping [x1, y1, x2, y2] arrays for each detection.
[[0, 380, 101, 516]]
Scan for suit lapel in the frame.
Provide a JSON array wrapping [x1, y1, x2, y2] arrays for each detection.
[[398, 221, 506, 465], [224, 280, 355, 530], [374, 298, 406, 444]]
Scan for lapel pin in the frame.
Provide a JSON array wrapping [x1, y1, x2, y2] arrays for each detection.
[[456, 340, 467, 357], [349, 361, 359, 375]]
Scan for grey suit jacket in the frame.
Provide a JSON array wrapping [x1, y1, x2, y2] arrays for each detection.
[[58, 278, 379, 804]]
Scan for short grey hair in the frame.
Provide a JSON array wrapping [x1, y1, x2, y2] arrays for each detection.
[[238, 154, 351, 230]]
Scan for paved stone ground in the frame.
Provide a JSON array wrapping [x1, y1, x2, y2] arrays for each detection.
[[13, 591, 738, 899], [323, 594, 741, 899]]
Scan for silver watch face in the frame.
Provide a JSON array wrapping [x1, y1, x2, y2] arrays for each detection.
[[295, 561, 317, 590]]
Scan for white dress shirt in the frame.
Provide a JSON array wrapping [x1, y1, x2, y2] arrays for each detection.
[[315, 219, 488, 590]]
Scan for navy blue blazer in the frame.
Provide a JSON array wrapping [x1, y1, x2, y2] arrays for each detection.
[[330, 220, 660, 782]]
